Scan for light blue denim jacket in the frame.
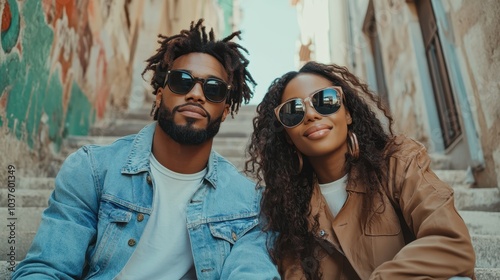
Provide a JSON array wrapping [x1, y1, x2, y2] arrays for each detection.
[[12, 123, 279, 280]]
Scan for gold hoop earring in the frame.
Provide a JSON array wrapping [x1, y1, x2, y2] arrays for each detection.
[[347, 130, 360, 159]]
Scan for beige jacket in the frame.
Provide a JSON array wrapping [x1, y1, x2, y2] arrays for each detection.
[[281, 136, 476, 280]]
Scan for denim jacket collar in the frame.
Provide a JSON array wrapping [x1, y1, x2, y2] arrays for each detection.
[[120, 122, 219, 188]]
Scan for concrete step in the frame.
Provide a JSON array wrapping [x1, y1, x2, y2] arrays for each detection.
[[0, 207, 45, 231], [460, 211, 500, 236], [213, 137, 249, 158], [0, 261, 15, 280], [454, 187, 500, 211], [88, 105, 257, 137], [434, 169, 474, 187], [90, 119, 153, 137], [0, 189, 51, 208], [62, 134, 250, 167], [90, 118, 256, 138], [13, 177, 55, 190], [0, 207, 45, 263], [472, 235, 500, 268], [475, 267, 500, 280], [0, 230, 36, 263], [64, 135, 249, 155], [64, 135, 120, 148]]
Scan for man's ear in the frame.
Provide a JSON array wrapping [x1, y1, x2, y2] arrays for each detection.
[[155, 88, 163, 104], [221, 104, 230, 122]]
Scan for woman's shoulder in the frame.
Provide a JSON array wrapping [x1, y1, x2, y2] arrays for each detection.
[[384, 134, 429, 162]]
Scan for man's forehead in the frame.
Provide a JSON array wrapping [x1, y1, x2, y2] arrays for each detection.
[[171, 52, 228, 80]]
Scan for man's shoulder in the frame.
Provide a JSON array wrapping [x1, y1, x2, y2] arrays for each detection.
[[214, 154, 256, 186], [82, 123, 155, 156], [81, 134, 137, 157], [384, 135, 436, 173], [211, 154, 262, 202], [66, 133, 138, 167], [207, 155, 262, 216]]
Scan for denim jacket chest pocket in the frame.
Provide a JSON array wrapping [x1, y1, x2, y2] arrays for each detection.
[[86, 195, 150, 278], [209, 216, 259, 244]]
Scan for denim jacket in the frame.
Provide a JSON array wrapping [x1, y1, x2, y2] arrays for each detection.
[[12, 123, 279, 280]]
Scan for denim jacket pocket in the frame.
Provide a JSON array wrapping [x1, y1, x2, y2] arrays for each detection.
[[209, 216, 259, 245], [89, 198, 134, 276]]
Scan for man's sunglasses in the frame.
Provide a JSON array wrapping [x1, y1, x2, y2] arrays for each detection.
[[274, 86, 344, 128], [164, 70, 231, 103]]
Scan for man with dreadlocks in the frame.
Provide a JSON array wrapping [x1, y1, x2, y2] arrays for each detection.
[[12, 19, 279, 280]]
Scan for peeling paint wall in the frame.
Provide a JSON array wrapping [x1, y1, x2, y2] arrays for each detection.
[[440, 0, 500, 187], [0, 0, 143, 176]]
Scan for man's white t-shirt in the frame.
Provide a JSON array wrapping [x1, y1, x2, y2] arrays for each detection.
[[318, 174, 348, 217], [116, 154, 206, 280]]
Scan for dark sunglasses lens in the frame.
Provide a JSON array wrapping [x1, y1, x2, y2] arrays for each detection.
[[168, 71, 194, 94], [279, 99, 305, 127], [204, 79, 227, 102], [311, 88, 340, 115]]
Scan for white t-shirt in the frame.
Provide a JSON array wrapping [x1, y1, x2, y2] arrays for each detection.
[[116, 154, 206, 280], [318, 174, 348, 217]]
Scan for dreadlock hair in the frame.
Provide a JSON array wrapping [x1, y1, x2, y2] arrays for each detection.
[[142, 18, 256, 119], [245, 61, 396, 279]]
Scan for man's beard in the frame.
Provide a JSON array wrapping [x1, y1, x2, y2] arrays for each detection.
[[157, 101, 223, 145]]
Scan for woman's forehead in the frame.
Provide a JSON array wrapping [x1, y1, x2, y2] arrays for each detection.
[[282, 74, 332, 100]]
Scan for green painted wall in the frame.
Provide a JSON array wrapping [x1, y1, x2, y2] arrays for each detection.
[[1, 1, 95, 151]]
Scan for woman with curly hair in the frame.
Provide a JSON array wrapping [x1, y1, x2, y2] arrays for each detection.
[[246, 61, 475, 279]]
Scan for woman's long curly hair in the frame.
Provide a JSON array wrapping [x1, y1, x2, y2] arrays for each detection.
[[142, 19, 256, 118], [245, 61, 396, 279]]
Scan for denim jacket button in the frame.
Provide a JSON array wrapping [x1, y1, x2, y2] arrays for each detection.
[[146, 175, 152, 185], [231, 232, 237, 241], [128, 238, 136, 247], [137, 214, 144, 222]]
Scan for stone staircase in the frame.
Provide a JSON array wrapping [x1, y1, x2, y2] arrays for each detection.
[[1, 104, 500, 279]]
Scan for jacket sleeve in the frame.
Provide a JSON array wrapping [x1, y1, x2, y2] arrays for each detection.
[[219, 221, 280, 279], [370, 140, 476, 279], [11, 147, 99, 280]]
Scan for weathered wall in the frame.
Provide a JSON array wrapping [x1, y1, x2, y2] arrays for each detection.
[[0, 0, 142, 177], [346, 0, 433, 146], [441, 0, 500, 187], [344, 0, 499, 187]]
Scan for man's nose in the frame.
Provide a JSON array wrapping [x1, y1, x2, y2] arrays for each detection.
[[185, 80, 205, 102]]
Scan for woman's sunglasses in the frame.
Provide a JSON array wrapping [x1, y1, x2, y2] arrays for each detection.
[[164, 70, 231, 103], [274, 86, 343, 128]]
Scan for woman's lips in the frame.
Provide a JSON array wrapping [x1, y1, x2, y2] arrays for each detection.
[[303, 124, 331, 139]]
